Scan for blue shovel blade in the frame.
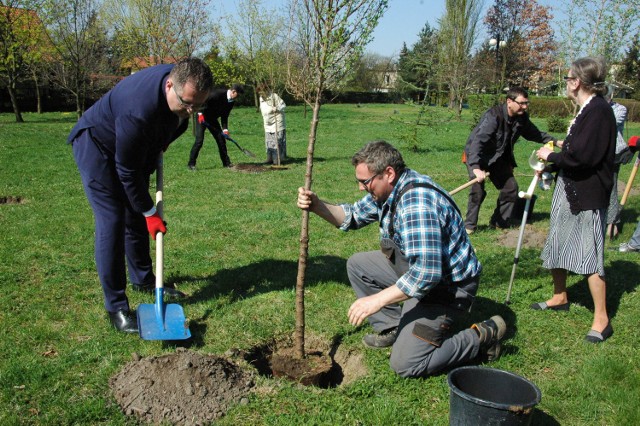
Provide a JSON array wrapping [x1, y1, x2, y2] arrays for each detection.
[[137, 303, 191, 340]]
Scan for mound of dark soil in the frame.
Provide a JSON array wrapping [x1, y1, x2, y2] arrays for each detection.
[[110, 348, 255, 425]]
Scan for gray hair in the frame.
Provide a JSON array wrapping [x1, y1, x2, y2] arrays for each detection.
[[351, 140, 406, 175], [570, 56, 608, 96], [169, 57, 214, 92]]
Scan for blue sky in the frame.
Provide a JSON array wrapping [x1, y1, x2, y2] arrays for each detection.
[[217, 0, 565, 58]]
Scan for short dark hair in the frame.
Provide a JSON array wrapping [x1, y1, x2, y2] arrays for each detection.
[[506, 87, 528, 101], [351, 140, 406, 175], [169, 57, 213, 92], [232, 83, 245, 94]]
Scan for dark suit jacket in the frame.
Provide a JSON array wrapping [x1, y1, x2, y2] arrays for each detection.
[[464, 104, 556, 170], [68, 64, 188, 213], [201, 88, 235, 132]]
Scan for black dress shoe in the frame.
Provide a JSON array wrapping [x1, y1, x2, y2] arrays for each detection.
[[132, 283, 186, 299], [530, 301, 570, 311], [108, 309, 138, 333]]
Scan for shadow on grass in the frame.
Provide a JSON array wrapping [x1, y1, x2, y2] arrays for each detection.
[[168, 255, 348, 304], [163, 255, 347, 348], [567, 259, 640, 319], [9, 117, 79, 124], [617, 208, 638, 234]]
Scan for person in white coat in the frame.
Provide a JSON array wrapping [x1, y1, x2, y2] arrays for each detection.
[[257, 84, 287, 165]]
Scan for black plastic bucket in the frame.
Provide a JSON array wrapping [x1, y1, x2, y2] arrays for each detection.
[[447, 366, 541, 425]]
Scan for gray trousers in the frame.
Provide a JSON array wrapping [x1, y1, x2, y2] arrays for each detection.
[[629, 219, 640, 248], [347, 250, 481, 378]]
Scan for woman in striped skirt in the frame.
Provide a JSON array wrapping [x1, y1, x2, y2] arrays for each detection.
[[531, 56, 616, 343]]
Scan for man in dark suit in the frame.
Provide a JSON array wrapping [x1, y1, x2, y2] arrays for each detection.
[[463, 87, 558, 234], [188, 83, 244, 169], [68, 58, 213, 333]]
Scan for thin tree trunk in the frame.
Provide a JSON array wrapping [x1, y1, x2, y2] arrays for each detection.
[[32, 69, 42, 114], [7, 82, 24, 123], [294, 92, 322, 359]]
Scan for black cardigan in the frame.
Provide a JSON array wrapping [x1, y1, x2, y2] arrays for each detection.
[[547, 95, 616, 212]]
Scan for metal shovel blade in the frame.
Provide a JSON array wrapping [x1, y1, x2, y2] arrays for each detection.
[[137, 289, 191, 340], [227, 136, 257, 158]]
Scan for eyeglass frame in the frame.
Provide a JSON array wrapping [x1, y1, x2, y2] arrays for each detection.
[[172, 85, 206, 111], [508, 97, 530, 106], [355, 172, 380, 187]]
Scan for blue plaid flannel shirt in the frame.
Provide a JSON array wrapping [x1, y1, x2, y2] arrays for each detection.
[[339, 169, 482, 299]]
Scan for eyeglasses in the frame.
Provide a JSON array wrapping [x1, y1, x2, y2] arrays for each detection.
[[563, 76, 577, 81], [356, 173, 380, 187], [173, 85, 205, 111], [511, 99, 530, 106]]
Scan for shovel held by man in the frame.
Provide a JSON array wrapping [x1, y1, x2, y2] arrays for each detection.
[[137, 154, 191, 340], [505, 142, 554, 304]]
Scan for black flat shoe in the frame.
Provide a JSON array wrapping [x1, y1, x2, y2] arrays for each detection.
[[530, 301, 570, 311], [132, 283, 186, 299], [108, 309, 138, 333], [585, 323, 613, 343]]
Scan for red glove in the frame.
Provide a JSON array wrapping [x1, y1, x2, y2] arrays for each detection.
[[197, 113, 205, 124], [222, 129, 229, 136], [145, 212, 166, 240]]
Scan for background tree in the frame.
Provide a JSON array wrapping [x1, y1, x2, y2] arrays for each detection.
[[396, 23, 440, 102], [345, 52, 394, 92], [102, 0, 214, 65], [42, 0, 108, 118], [483, 0, 557, 92], [285, 0, 388, 360], [616, 32, 640, 99], [438, 0, 484, 117], [0, 0, 46, 122], [557, 0, 640, 66], [202, 45, 246, 89], [219, 0, 287, 107]]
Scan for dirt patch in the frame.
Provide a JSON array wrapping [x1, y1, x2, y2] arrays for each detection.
[[617, 177, 640, 198], [110, 348, 255, 425], [0, 196, 24, 205], [496, 226, 548, 249], [230, 163, 270, 173], [241, 334, 368, 388]]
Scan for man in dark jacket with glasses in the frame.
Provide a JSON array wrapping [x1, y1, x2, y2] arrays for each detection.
[[463, 87, 558, 234]]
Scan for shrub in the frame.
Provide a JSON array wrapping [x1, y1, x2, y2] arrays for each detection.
[[618, 99, 640, 122], [547, 115, 568, 133], [529, 97, 575, 118]]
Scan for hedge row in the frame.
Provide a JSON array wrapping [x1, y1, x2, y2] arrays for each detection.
[[527, 97, 640, 122]]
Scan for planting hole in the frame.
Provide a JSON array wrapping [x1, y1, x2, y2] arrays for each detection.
[[0, 196, 24, 205], [242, 335, 368, 388]]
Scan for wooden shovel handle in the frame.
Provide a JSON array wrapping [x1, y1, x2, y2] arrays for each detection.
[[621, 156, 640, 206], [449, 172, 490, 196]]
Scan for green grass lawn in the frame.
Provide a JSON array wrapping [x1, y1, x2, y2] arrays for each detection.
[[1, 104, 640, 425]]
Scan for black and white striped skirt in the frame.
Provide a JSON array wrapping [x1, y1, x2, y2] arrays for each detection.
[[541, 175, 606, 276]]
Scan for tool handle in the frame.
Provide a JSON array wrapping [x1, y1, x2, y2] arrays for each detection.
[[450, 172, 490, 195], [620, 156, 639, 206], [519, 174, 539, 199], [155, 153, 164, 290]]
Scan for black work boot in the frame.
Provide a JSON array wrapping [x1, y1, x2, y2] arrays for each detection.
[[362, 327, 398, 348], [471, 315, 506, 361]]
